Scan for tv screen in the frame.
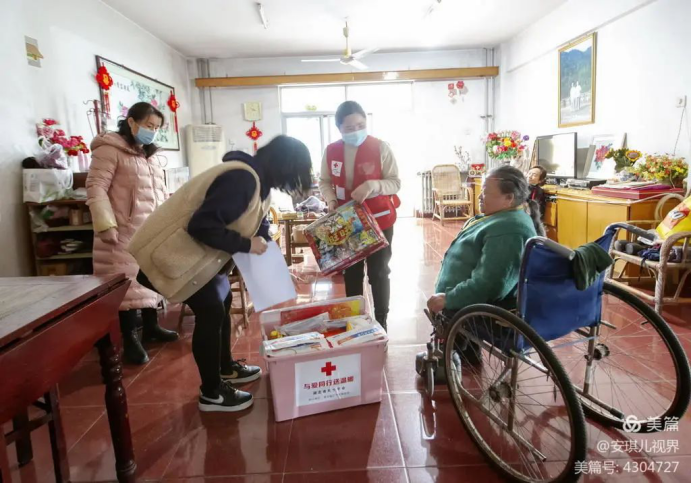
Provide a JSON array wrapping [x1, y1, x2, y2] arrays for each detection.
[[536, 132, 577, 178]]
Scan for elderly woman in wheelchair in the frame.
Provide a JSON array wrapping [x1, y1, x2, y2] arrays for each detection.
[[416, 166, 690, 483]]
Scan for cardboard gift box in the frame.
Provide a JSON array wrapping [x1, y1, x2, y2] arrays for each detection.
[[303, 201, 389, 275]]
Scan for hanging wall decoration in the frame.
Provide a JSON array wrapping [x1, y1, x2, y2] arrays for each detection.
[[246, 121, 263, 154], [95, 56, 180, 150], [95, 64, 113, 120], [167, 91, 180, 133], [447, 80, 468, 104]]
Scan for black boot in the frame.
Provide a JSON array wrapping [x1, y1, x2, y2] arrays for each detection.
[[119, 311, 149, 365], [141, 308, 179, 343]]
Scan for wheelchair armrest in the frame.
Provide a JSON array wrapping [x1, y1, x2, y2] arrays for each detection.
[[606, 222, 657, 242], [528, 236, 575, 260]]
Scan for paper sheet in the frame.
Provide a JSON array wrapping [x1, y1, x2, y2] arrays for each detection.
[[232, 241, 297, 312]]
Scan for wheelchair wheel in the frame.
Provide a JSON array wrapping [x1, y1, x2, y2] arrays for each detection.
[[550, 281, 691, 431], [426, 361, 435, 397], [444, 305, 587, 483]]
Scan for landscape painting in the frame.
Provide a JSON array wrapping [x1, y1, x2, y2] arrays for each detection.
[[558, 33, 596, 128]]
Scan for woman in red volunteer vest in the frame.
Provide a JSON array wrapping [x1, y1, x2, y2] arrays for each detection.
[[319, 101, 401, 331]]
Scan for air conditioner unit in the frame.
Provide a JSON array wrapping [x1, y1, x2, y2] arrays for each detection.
[[185, 124, 226, 178]]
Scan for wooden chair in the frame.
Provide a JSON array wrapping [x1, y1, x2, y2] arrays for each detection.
[[5, 388, 70, 482], [606, 193, 690, 313], [431, 164, 473, 225], [177, 266, 253, 333], [175, 208, 279, 332], [268, 206, 281, 243]]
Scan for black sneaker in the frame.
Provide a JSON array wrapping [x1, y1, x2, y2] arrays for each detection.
[[198, 381, 254, 412], [220, 359, 262, 384]]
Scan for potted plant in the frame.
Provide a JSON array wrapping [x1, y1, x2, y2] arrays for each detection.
[[629, 154, 688, 187], [605, 148, 642, 181], [485, 131, 529, 166]]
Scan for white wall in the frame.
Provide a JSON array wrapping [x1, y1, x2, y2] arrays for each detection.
[[0, 0, 192, 276], [190, 49, 493, 213], [496, 0, 691, 164]]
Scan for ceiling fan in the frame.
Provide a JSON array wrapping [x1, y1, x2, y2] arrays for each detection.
[[301, 20, 378, 70]]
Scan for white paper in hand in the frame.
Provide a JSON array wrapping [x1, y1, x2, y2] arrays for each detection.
[[232, 241, 296, 312]]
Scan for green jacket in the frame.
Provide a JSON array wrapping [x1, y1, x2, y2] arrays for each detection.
[[435, 208, 537, 311]]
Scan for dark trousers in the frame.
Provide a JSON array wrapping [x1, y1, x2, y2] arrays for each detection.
[[137, 271, 232, 395], [344, 226, 394, 328], [118, 307, 158, 332]]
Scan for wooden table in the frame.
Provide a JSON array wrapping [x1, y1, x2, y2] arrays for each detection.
[[0, 275, 134, 482]]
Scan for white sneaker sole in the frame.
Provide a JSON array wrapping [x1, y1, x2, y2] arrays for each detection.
[[221, 369, 262, 384], [198, 396, 254, 413]]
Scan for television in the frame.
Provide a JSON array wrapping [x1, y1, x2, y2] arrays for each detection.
[[536, 132, 577, 179]]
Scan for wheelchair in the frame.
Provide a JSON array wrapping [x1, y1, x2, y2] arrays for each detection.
[[416, 223, 691, 482]]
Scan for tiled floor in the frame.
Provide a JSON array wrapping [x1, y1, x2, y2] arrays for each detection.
[[7, 218, 691, 483]]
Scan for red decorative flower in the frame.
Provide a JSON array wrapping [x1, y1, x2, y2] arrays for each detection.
[[96, 65, 113, 90], [456, 80, 465, 89], [43, 118, 58, 126], [448, 83, 455, 90]]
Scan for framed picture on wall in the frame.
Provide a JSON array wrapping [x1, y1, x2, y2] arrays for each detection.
[[583, 133, 626, 179], [95, 56, 180, 151], [558, 33, 596, 128]]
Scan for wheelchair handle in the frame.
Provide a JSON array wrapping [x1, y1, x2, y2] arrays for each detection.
[[605, 222, 656, 241], [528, 236, 576, 260]]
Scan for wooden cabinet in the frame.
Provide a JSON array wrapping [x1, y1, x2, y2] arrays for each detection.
[[468, 182, 678, 249], [553, 188, 678, 249], [472, 177, 482, 214], [544, 200, 558, 241], [557, 197, 589, 248]]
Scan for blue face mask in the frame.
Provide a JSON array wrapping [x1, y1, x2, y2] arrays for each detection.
[[342, 129, 368, 147], [134, 126, 157, 145]]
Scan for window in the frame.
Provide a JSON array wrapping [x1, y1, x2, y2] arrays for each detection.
[[280, 86, 346, 113], [280, 82, 411, 176], [347, 82, 413, 112]]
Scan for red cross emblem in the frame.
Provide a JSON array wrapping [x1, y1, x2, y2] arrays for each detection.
[[321, 362, 337, 377]]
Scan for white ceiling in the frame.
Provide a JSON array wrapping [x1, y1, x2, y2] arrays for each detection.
[[102, 0, 567, 59]]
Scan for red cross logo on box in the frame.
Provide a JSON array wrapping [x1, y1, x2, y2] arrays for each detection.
[[321, 361, 337, 377]]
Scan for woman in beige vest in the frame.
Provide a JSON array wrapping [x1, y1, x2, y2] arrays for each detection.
[[130, 136, 312, 412]]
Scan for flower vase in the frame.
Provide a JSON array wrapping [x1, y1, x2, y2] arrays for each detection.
[[78, 151, 90, 172], [68, 156, 79, 172]]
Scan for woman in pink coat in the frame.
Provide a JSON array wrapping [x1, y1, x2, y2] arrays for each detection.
[[87, 102, 178, 365]]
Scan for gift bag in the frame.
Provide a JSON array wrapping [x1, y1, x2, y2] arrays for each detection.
[[656, 196, 691, 240], [23, 168, 73, 203], [303, 201, 389, 276]]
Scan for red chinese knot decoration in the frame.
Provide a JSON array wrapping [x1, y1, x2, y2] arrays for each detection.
[[167, 91, 180, 132], [246, 121, 263, 154], [95, 65, 114, 118]]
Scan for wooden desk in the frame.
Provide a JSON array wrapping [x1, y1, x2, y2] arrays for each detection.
[[0, 275, 134, 482]]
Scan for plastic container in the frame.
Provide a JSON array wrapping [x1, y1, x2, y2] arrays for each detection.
[[259, 296, 387, 422]]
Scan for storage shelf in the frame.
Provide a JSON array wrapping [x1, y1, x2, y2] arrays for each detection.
[[37, 252, 93, 261], [37, 224, 93, 233]]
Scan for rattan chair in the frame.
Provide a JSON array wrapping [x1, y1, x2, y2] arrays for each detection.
[[431, 164, 473, 225]]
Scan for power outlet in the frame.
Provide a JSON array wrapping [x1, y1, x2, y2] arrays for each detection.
[[676, 95, 687, 108]]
